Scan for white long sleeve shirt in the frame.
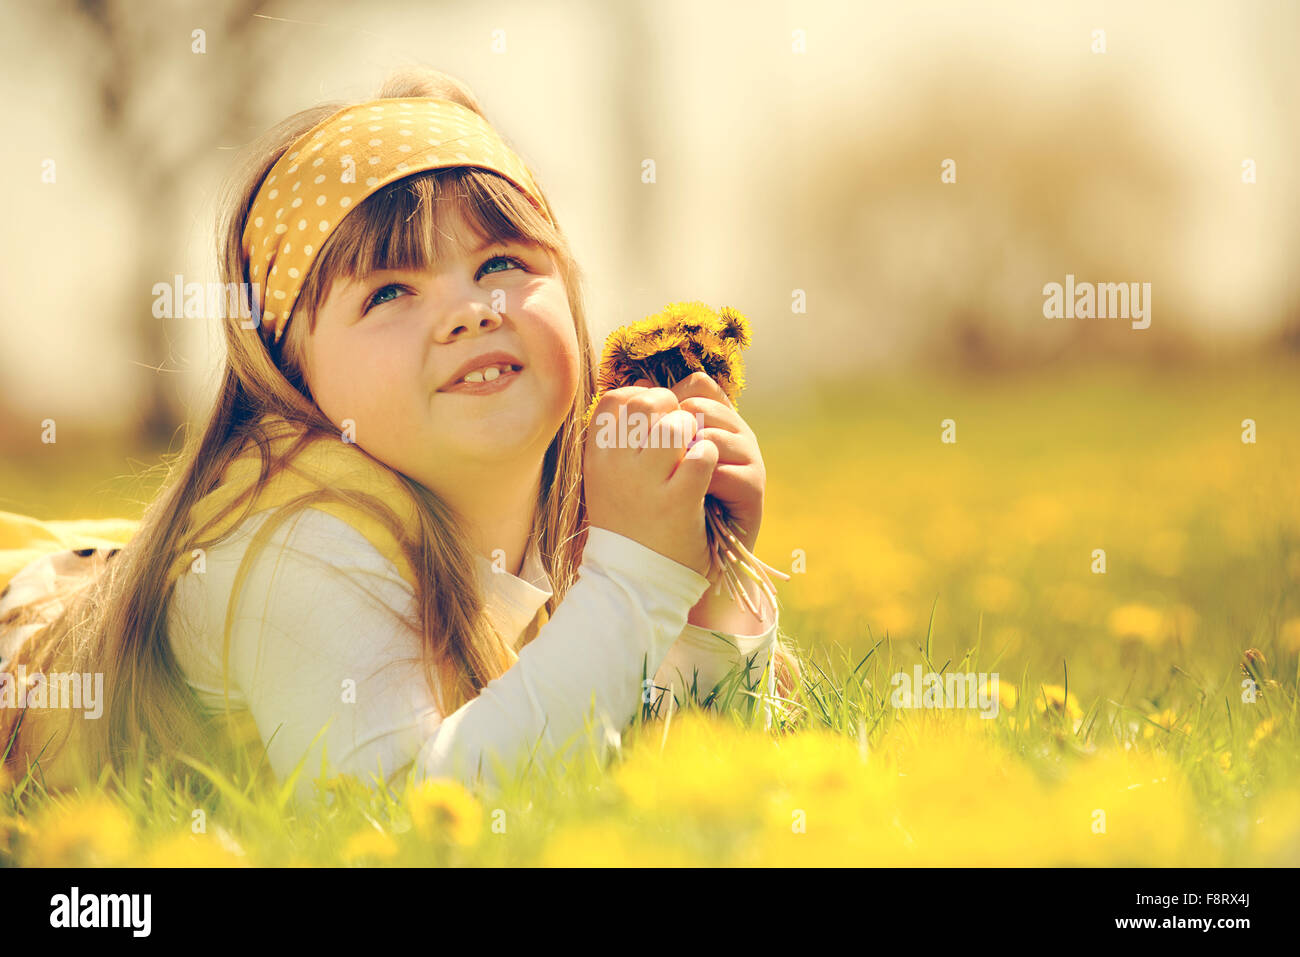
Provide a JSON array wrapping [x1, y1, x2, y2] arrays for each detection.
[[165, 508, 779, 802]]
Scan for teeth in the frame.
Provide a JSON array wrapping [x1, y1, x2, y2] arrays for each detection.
[[459, 363, 514, 384]]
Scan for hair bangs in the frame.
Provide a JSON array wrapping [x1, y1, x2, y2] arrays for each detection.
[[292, 166, 561, 331]]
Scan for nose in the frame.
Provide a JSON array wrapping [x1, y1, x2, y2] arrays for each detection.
[[431, 275, 503, 342]]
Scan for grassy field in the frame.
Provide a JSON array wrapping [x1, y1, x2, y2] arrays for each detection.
[[2, 357, 1298, 866]]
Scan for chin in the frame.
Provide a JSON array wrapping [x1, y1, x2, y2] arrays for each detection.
[[454, 420, 551, 463]]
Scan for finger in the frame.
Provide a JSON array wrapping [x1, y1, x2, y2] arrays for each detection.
[[692, 426, 752, 465], [625, 385, 681, 419], [679, 396, 743, 434], [670, 370, 734, 410], [705, 462, 763, 504], [637, 407, 700, 459], [668, 435, 718, 498]]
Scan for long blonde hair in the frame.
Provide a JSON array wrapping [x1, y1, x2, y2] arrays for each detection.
[[1, 67, 801, 793]]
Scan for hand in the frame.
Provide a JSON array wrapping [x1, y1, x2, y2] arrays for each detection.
[[583, 382, 719, 578], [632, 371, 765, 563]]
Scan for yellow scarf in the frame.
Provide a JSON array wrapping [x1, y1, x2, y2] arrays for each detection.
[[168, 414, 421, 589], [171, 413, 549, 641], [171, 413, 550, 775]]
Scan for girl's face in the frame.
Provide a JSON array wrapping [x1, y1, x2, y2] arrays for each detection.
[[302, 207, 580, 491]]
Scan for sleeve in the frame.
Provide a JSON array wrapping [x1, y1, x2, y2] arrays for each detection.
[[415, 526, 714, 789], [171, 511, 712, 804], [650, 599, 781, 724]]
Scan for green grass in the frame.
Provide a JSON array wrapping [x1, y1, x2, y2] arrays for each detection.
[[3, 356, 1298, 865]]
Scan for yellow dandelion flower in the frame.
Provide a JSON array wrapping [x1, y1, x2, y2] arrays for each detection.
[[979, 677, 1018, 714], [1107, 603, 1165, 645], [539, 819, 702, 867], [1036, 684, 1084, 726], [1218, 751, 1232, 772], [1143, 707, 1187, 739], [1051, 749, 1198, 865], [716, 306, 752, 349], [1249, 717, 1278, 752], [145, 831, 246, 868], [24, 796, 136, 867], [614, 710, 777, 823], [405, 778, 483, 846], [585, 301, 752, 428], [340, 827, 399, 863]]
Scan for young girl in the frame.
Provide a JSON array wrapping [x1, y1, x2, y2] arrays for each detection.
[[0, 68, 800, 803]]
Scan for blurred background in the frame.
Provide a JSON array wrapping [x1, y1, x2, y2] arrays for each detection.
[[1, 0, 1297, 699]]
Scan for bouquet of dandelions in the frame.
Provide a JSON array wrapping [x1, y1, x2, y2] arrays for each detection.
[[582, 301, 788, 619]]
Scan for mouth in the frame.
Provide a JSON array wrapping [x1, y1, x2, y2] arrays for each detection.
[[439, 361, 525, 395]]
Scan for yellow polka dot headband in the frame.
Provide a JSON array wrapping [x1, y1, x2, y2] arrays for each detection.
[[242, 97, 555, 345]]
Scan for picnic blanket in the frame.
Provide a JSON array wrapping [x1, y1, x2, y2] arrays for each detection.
[[0, 511, 138, 593]]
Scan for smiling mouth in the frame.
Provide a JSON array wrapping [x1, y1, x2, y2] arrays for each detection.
[[453, 362, 522, 385], [440, 364, 524, 394]]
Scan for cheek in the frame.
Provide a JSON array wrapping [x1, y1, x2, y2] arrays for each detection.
[[523, 290, 581, 387], [534, 318, 581, 399], [307, 329, 404, 425]]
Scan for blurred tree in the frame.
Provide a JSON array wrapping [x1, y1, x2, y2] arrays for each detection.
[[62, 0, 274, 444]]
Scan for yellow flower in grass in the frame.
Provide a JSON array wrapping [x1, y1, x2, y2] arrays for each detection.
[[1107, 603, 1165, 645], [1106, 603, 1197, 647], [1143, 707, 1189, 739], [405, 778, 482, 846], [1035, 684, 1084, 728], [24, 796, 136, 867], [979, 677, 1018, 714], [751, 726, 891, 866], [1249, 717, 1278, 753], [754, 716, 1058, 866], [146, 831, 246, 867], [887, 720, 1054, 866], [540, 819, 703, 867], [614, 710, 776, 824], [753, 717, 1061, 866], [340, 827, 399, 863], [1052, 748, 1202, 865]]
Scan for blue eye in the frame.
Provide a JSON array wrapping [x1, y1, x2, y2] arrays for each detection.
[[364, 283, 408, 312], [478, 253, 526, 278]]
